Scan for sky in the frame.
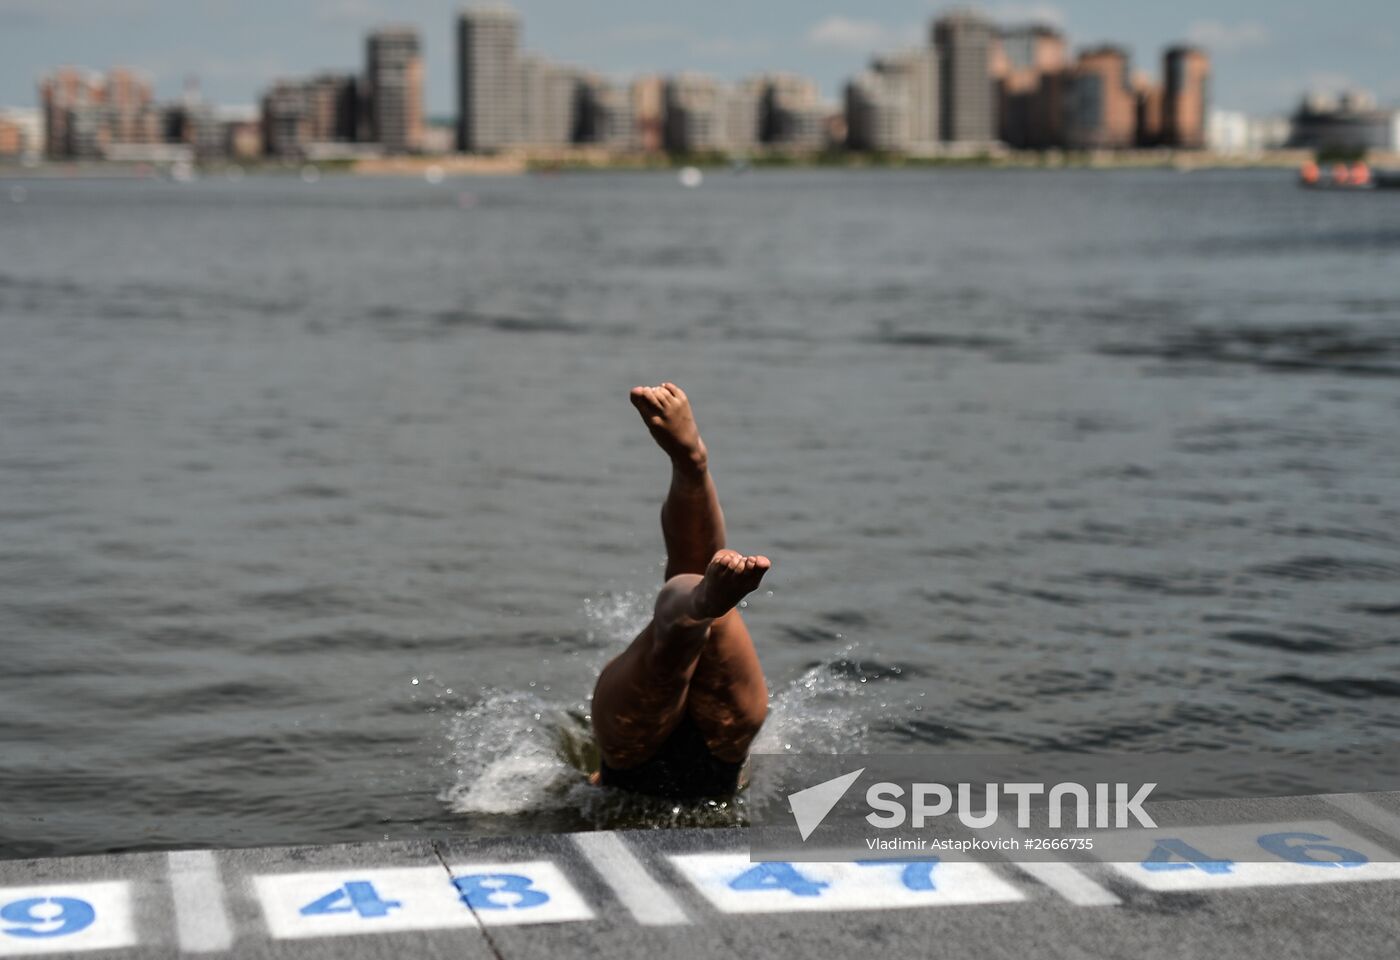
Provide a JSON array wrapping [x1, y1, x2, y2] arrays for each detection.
[[1, 0, 1397, 117]]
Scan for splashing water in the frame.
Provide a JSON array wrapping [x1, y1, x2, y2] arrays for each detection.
[[437, 588, 887, 830]]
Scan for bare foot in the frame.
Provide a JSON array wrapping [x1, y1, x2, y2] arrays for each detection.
[[692, 549, 770, 619], [629, 382, 708, 475]]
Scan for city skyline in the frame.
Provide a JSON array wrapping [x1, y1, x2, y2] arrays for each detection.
[[1, 0, 1397, 117]]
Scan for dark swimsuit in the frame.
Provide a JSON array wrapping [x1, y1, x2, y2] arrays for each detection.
[[597, 714, 744, 800]]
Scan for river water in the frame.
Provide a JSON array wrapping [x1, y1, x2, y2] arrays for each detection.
[[1, 168, 1398, 858]]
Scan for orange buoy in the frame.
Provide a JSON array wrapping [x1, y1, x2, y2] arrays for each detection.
[[1331, 163, 1351, 185], [1300, 161, 1320, 184], [1350, 162, 1371, 186]]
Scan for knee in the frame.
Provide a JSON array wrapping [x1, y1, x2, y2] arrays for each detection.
[[654, 573, 703, 623]]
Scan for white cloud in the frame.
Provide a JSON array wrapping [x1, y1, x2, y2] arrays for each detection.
[[582, 24, 768, 62], [690, 36, 771, 59], [586, 24, 690, 48], [1186, 20, 1271, 52], [806, 16, 897, 53], [985, 3, 1066, 28]]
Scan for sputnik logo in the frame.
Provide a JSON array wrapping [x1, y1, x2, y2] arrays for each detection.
[[787, 768, 865, 841]]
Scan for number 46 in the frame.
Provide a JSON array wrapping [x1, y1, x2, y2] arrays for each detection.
[[1142, 832, 1368, 874]]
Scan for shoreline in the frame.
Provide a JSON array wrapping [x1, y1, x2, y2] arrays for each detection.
[[4, 147, 1389, 180]]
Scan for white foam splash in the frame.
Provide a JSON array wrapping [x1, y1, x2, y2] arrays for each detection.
[[754, 643, 874, 755], [438, 590, 878, 821], [438, 689, 583, 815]]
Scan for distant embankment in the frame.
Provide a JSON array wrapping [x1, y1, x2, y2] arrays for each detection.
[[352, 154, 526, 176]]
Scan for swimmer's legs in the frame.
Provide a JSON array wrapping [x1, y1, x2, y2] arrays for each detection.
[[685, 609, 769, 762], [627, 382, 768, 761], [629, 383, 728, 580], [591, 550, 770, 770]]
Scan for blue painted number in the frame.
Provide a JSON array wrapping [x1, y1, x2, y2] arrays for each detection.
[[1258, 832, 1367, 868], [1141, 838, 1234, 875], [299, 881, 402, 919], [1, 897, 96, 939], [728, 862, 829, 898], [857, 859, 939, 891], [454, 874, 550, 910]]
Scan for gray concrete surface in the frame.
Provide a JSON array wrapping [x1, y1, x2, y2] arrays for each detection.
[[1, 792, 1399, 958]]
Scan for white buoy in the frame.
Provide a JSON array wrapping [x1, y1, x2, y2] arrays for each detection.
[[678, 166, 703, 188], [300, 164, 321, 183], [425, 164, 445, 185]]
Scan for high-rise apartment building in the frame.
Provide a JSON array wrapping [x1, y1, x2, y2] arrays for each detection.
[[0, 108, 42, 160], [1163, 46, 1209, 148], [457, 6, 521, 152], [666, 74, 765, 153], [725, 79, 765, 151], [39, 67, 156, 159], [258, 72, 361, 157], [995, 25, 1066, 148], [664, 75, 723, 152], [1134, 72, 1164, 146], [366, 27, 423, 154], [0, 117, 24, 158], [760, 73, 822, 148], [306, 73, 360, 143], [870, 50, 939, 150], [932, 10, 997, 144], [261, 81, 311, 158], [519, 56, 579, 147], [1064, 46, 1136, 149], [630, 75, 666, 152], [576, 75, 635, 149], [104, 68, 156, 144], [846, 71, 910, 152]]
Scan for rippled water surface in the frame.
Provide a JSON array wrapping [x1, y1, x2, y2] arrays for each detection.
[[2, 169, 1399, 858]]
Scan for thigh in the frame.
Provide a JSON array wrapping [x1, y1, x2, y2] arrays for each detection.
[[590, 622, 691, 770], [684, 612, 769, 763]]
